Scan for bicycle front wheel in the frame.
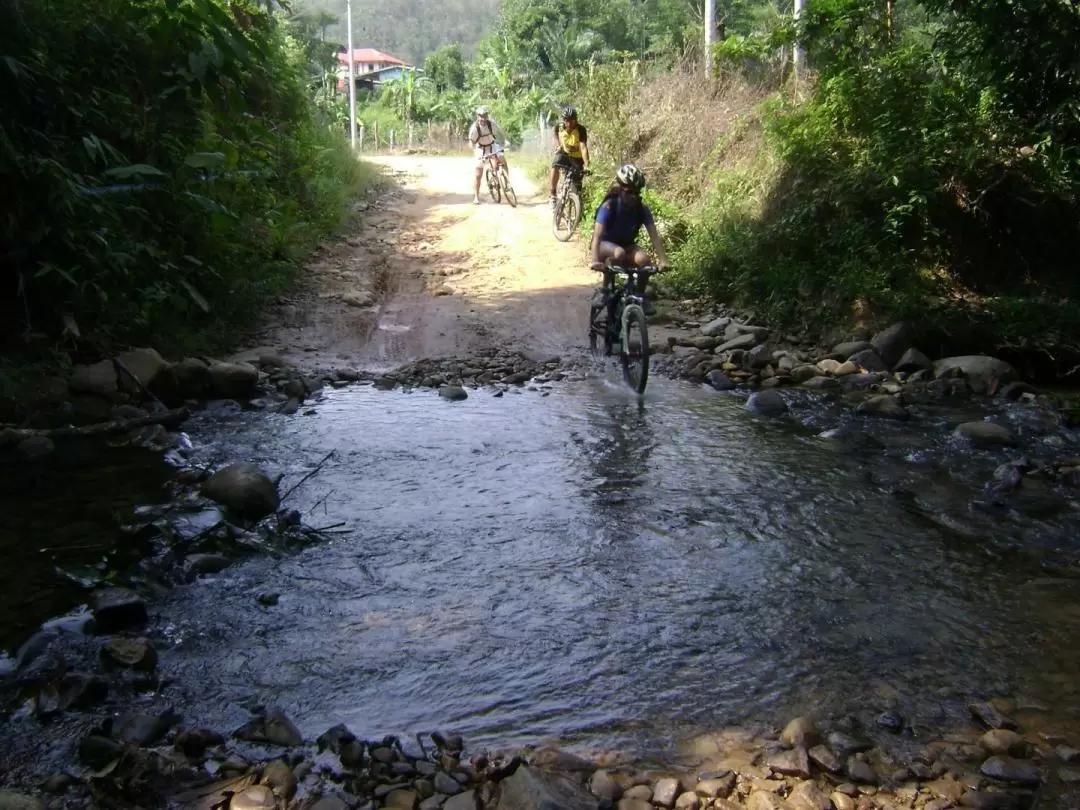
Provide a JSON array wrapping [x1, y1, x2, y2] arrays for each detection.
[[553, 191, 580, 242], [486, 170, 501, 203], [620, 305, 650, 394], [499, 169, 517, 207]]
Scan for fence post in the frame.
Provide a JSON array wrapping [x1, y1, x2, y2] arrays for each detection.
[[408, 123, 414, 149], [390, 130, 395, 151], [358, 125, 365, 152], [373, 120, 379, 152]]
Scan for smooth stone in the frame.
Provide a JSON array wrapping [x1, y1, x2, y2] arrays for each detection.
[[230, 785, 277, 810], [91, 588, 147, 633], [781, 716, 821, 749], [955, 422, 1017, 446], [980, 729, 1026, 756], [0, 792, 46, 810], [786, 780, 830, 810], [980, 755, 1041, 785], [652, 778, 681, 808], [768, 747, 810, 779]]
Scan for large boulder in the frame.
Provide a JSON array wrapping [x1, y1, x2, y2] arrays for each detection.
[[495, 766, 598, 810], [933, 356, 1018, 395], [201, 462, 280, 520], [870, 322, 914, 368], [747, 390, 789, 417], [69, 348, 169, 398], [208, 361, 260, 399], [700, 316, 731, 338], [151, 357, 213, 402], [91, 588, 147, 633]]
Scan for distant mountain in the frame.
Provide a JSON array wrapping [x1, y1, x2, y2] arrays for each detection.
[[294, 0, 501, 64]]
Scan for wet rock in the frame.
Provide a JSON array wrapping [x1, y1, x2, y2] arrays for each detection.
[[695, 774, 735, 799], [706, 370, 735, 390], [847, 758, 877, 785], [718, 333, 760, 353], [959, 789, 1035, 809], [113, 708, 180, 745], [870, 323, 914, 368], [174, 728, 225, 758], [41, 774, 73, 795], [970, 702, 1018, 730], [1059, 767, 1080, 783], [875, 710, 904, 732], [933, 356, 1018, 395], [311, 795, 350, 810], [435, 773, 462, 795], [495, 766, 598, 810], [343, 291, 376, 307], [439, 385, 469, 401], [590, 770, 621, 802], [829, 793, 856, 810], [980, 730, 1026, 757], [653, 778, 681, 808], [233, 707, 303, 747], [1057, 745, 1080, 763], [100, 637, 157, 671], [850, 348, 886, 372], [340, 739, 365, 769], [955, 422, 1017, 446], [827, 732, 872, 758], [185, 553, 232, 580], [202, 462, 280, 521], [857, 395, 910, 420], [808, 745, 842, 773], [529, 747, 596, 775], [55, 671, 108, 709], [17, 435, 55, 461], [387, 789, 420, 809], [208, 361, 259, 399], [768, 748, 811, 779], [745, 792, 791, 810], [701, 317, 732, 337], [926, 778, 964, 803], [675, 792, 700, 810], [803, 376, 839, 390], [617, 800, 652, 810], [0, 793, 45, 810], [786, 780, 830, 810], [624, 786, 652, 802], [980, 756, 1041, 785], [231, 785, 277, 810], [747, 390, 788, 417], [261, 759, 297, 799], [444, 792, 478, 810], [156, 357, 213, 401], [781, 716, 821, 749], [895, 348, 932, 374], [833, 341, 872, 358], [91, 587, 147, 633], [79, 735, 124, 769], [257, 592, 280, 606], [999, 381, 1037, 401]]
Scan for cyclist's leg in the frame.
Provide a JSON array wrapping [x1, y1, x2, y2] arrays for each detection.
[[473, 151, 485, 202], [550, 151, 568, 198], [597, 240, 628, 266], [628, 242, 656, 312]]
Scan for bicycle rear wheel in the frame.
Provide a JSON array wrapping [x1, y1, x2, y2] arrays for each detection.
[[620, 305, 650, 394], [499, 169, 517, 207], [553, 191, 580, 242]]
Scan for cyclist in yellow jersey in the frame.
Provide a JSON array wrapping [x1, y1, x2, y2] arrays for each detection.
[[549, 106, 590, 207]]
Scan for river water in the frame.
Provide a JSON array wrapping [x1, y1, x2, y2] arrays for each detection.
[[90, 372, 1080, 760]]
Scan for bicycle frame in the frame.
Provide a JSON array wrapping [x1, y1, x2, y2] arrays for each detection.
[[601, 264, 658, 354]]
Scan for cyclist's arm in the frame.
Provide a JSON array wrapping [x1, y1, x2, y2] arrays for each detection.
[[590, 222, 605, 266], [644, 221, 670, 268], [580, 141, 590, 170]]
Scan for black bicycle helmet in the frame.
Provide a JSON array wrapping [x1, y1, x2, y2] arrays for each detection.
[[561, 105, 577, 120]]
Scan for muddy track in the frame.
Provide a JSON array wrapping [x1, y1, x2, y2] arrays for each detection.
[[240, 156, 596, 372]]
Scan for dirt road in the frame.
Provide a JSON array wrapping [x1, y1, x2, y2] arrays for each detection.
[[247, 155, 596, 371]]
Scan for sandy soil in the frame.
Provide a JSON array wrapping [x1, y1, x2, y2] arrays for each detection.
[[240, 155, 599, 372]]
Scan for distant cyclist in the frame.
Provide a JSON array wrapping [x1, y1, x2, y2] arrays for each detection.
[[590, 164, 670, 313], [468, 106, 509, 205], [549, 106, 590, 207]]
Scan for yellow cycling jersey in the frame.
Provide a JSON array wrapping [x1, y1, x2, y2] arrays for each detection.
[[557, 124, 588, 159]]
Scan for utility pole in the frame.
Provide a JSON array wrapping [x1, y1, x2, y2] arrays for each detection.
[[346, 0, 356, 150], [793, 0, 805, 78], [704, 0, 715, 74]]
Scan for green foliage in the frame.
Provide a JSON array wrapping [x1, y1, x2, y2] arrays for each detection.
[[425, 44, 467, 92], [1, 0, 371, 354]]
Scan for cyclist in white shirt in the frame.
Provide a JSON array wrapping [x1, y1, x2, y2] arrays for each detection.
[[467, 106, 509, 205]]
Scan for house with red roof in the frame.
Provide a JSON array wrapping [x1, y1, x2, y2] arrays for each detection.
[[336, 48, 418, 91]]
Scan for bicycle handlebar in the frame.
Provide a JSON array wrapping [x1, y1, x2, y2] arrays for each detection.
[[591, 262, 666, 274]]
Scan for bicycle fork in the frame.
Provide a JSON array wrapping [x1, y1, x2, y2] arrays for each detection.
[[620, 299, 645, 356]]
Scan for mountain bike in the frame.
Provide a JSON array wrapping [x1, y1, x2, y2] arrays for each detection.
[[482, 151, 517, 207], [587, 262, 662, 394], [553, 165, 588, 241]]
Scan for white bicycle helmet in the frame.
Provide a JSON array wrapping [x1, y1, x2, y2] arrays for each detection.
[[475, 105, 490, 116], [616, 163, 646, 191]]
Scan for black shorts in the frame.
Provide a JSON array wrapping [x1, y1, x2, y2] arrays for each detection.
[[551, 151, 584, 172]]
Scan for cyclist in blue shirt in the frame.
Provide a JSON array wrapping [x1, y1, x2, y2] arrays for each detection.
[[590, 164, 669, 311]]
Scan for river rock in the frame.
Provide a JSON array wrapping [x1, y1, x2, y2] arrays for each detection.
[[745, 792, 792, 810], [747, 343, 773, 369], [434, 773, 462, 795], [653, 778, 681, 808], [174, 728, 225, 758], [311, 797, 350, 810], [808, 745, 842, 773], [674, 792, 700, 810], [701, 316, 732, 337], [980, 730, 1026, 757], [707, 370, 735, 390], [895, 348, 932, 373], [747, 390, 788, 417], [970, 701, 1018, 730], [856, 394, 909, 420], [981, 756, 1041, 785], [624, 785, 652, 802], [495, 766, 597, 810], [202, 462, 280, 521], [590, 771, 621, 802], [829, 793, 855, 810], [870, 322, 914, 368], [386, 789, 420, 809], [100, 637, 157, 671], [849, 348, 886, 372], [786, 780, 830, 810], [846, 757, 877, 784], [959, 790, 1035, 809], [91, 587, 147, 633], [833, 340, 872, 358], [695, 775, 735, 799], [439, 385, 468, 401], [443, 793, 477, 810], [0, 792, 45, 810], [718, 333, 760, 352], [790, 364, 821, 383], [955, 421, 1017, 446], [234, 707, 303, 747], [158, 357, 213, 401], [768, 748, 811, 779], [231, 785, 277, 810], [617, 800, 652, 810], [185, 553, 232, 580], [933, 356, 1018, 395], [79, 735, 124, 769], [802, 376, 838, 389], [114, 708, 180, 745], [207, 361, 259, 399], [261, 759, 297, 799], [17, 436, 55, 461]]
